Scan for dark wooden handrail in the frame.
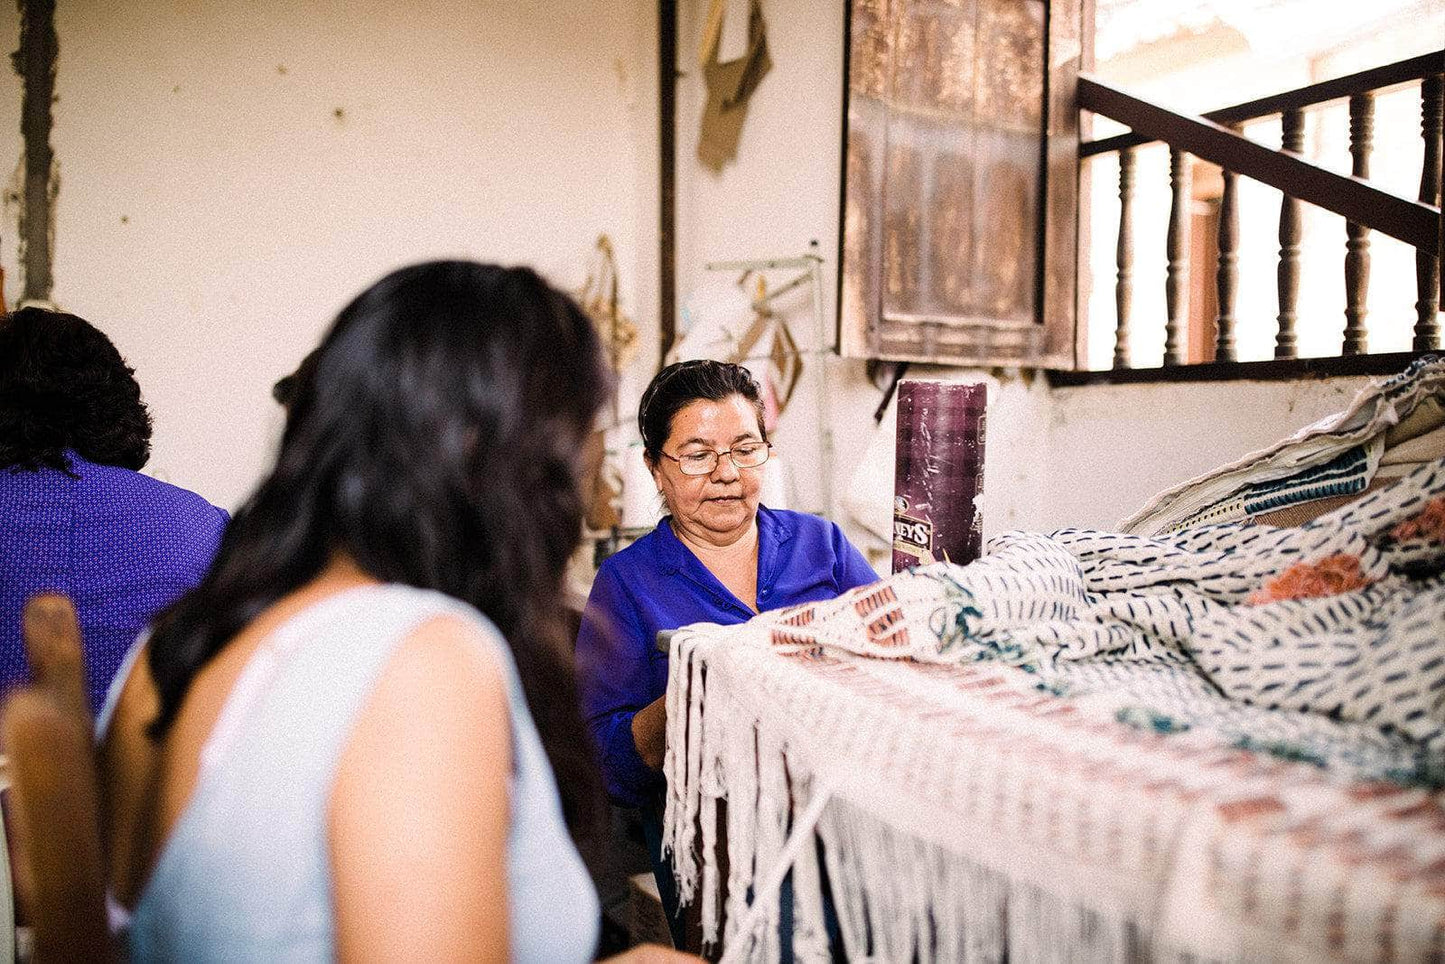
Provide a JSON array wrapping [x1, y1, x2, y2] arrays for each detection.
[[1077, 76, 1440, 251], [1082, 51, 1444, 158]]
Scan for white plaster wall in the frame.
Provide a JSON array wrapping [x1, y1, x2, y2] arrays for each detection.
[[38, 0, 655, 509], [673, 0, 844, 302], [836, 372, 1376, 558]]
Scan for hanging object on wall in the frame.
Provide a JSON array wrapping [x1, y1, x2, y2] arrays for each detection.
[[697, 0, 772, 173], [672, 273, 802, 432], [577, 234, 639, 396], [746, 275, 804, 428], [767, 324, 802, 418], [688, 251, 831, 515], [576, 234, 635, 532], [673, 278, 752, 364]]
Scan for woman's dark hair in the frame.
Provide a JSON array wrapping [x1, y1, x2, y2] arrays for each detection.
[[637, 359, 766, 462], [271, 346, 321, 409], [147, 261, 608, 857], [0, 306, 152, 472]]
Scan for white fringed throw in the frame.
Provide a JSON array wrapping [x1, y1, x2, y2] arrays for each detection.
[[664, 459, 1445, 963]]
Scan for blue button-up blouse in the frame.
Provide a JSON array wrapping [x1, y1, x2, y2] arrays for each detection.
[[575, 505, 878, 807]]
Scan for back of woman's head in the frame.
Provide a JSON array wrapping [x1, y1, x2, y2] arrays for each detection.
[[273, 261, 607, 599], [0, 306, 152, 472], [148, 261, 608, 851], [638, 359, 766, 462]]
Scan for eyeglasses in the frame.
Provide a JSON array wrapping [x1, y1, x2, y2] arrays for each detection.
[[660, 441, 772, 476]]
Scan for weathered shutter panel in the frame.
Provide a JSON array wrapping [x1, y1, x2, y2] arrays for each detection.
[[840, 0, 1082, 368]]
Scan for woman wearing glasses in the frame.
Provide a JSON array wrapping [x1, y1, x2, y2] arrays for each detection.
[[575, 360, 876, 944]]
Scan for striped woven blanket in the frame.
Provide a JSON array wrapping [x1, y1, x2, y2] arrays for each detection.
[[664, 458, 1445, 962]]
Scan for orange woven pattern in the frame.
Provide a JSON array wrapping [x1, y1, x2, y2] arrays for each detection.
[[1391, 495, 1445, 542], [1248, 553, 1376, 605]]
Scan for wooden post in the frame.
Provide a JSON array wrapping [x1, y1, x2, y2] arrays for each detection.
[[1215, 160, 1239, 363], [658, 0, 678, 370], [1415, 75, 1442, 351], [1275, 109, 1304, 359], [1164, 149, 1190, 366], [1113, 148, 1135, 369], [17, 0, 57, 303], [1343, 92, 1374, 355]]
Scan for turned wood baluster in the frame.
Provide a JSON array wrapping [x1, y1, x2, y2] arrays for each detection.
[[1215, 159, 1239, 363], [1114, 148, 1135, 369], [1415, 75, 1443, 350], [1164, 149, 1190, 366], [1275, 109, 1304, 359], [1343, 92, 1374, 355]]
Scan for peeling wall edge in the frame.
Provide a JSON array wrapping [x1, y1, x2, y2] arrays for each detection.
[[14, 0, 56, 304]]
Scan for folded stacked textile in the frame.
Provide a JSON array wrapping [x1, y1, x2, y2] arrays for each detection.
[[664, 458, 1445, 962], [1122, 355, 1445, 535]]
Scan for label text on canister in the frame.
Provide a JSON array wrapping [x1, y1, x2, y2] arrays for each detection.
[[892, 496, 934, 566]]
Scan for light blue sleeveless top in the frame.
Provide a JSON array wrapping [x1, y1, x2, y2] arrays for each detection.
[[100, 584, 599, 962]]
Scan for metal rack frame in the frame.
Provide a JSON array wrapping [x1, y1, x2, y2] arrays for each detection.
[[699, 249, 834, 516]]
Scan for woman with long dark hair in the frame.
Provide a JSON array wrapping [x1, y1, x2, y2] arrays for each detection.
[[96, 262, 683, 961]]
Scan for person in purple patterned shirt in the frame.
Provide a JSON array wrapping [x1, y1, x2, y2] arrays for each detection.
[[0, 307, 228, 713]]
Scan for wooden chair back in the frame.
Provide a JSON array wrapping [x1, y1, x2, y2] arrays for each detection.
[[3, 594, 115, 963]]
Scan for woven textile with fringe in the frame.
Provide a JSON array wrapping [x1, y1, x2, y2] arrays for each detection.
[[664, 458, 1445, 963]]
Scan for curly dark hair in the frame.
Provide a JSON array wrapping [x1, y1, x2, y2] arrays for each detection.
[[0, 306, 153, 472]]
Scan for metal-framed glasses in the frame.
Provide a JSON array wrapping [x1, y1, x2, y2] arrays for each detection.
[[661, 441, 772, 476]]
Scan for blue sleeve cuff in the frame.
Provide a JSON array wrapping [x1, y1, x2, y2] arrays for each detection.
[[592, 709, 663, 808]]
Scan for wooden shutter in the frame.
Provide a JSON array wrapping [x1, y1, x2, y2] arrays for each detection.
[[839, 0, 1083, 368]]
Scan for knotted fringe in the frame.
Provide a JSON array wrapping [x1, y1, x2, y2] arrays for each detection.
[[663, 631, 1160, 963]]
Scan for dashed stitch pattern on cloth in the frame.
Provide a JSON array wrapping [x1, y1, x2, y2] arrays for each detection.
[[664, 457, 1445, 962]]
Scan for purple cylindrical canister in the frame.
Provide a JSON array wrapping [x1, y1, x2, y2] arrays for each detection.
[[892, 380, 987, 573]]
